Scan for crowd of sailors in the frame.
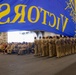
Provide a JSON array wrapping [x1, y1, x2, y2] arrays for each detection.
[[0, 36, 76, 58], [0, 42, 34, 55], [34, 36, 76, 58]]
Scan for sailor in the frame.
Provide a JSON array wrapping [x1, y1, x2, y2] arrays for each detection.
[[48, 36, 53, 57], [34, 37, 38, 56], [55, 36, 61, 57]]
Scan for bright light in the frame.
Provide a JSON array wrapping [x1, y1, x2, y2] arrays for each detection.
[[7, 31, 37, 43]]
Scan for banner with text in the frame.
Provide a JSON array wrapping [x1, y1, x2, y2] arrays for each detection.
[[0, 0, 76, 36]]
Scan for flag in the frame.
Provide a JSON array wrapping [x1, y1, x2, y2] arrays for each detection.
[[0, 0, 75, 36]]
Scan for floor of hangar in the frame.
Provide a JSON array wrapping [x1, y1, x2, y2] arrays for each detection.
[[0, 54, 76, 75]]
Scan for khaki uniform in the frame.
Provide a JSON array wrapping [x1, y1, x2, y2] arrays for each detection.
[[18, 44, 26, 55], [6, 44, 11, 54], [41, 38, 46, 56], [71, 39, 75, 54], [9, 44, 15, 53], [75, 39, 76, 53], [60, 38, 65, 57], [65, 39, 69, 55], [56, 39, 61, 57], [38, 39, 42, 56], [1, 43, 6, 53], [69, 39, 72, 55], [0, 44, 2, 52], [49, 38, 53, 57], [52, 38, 56, 56], [34, 39, 38, 56], [45, 38, 49, 56]]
